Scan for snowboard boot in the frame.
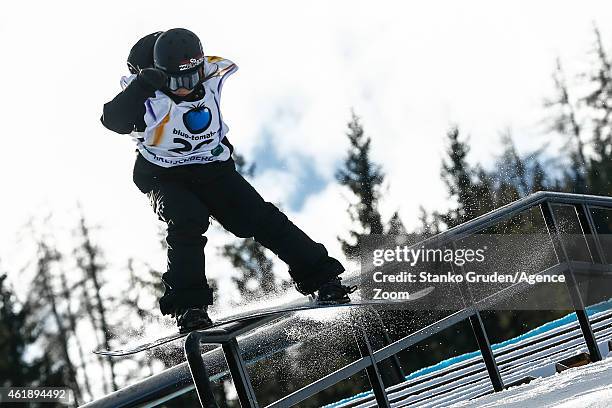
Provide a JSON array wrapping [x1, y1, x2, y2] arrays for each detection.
[[314, 277, 357, 304], [176, 306, 213, 333]]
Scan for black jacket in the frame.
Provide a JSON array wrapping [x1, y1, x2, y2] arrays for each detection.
[[100, 77, 154, 134], [101, 78, 208, 134]]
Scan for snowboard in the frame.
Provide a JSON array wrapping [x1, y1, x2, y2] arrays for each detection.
[[94, 286, 434, 357]]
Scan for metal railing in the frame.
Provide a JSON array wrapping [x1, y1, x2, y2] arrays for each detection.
[[83, 191, 612, 408]]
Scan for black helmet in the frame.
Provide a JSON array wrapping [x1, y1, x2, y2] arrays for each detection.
[[153, 28, 205, 91], [154, 28, 204, 75], [127, 31, 163, 74]]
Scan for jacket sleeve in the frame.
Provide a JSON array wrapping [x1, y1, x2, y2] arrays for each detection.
[[100, 78, 155, 134]]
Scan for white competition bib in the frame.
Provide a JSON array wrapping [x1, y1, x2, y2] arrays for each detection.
[[123, 56, 238, 168]]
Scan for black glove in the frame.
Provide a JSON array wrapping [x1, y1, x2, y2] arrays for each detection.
[[137, 68, 168, 92]]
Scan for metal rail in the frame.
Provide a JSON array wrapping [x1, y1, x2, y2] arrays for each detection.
[[82, 191, 612, 408]]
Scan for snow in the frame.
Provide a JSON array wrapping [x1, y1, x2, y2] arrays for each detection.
[[330, 303, 611, 405], [449, 354, 612, 408]]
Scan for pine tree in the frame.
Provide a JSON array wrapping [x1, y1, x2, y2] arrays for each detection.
[[494, 133, 549, 201], [498, 132, 531, 196], [223, 239, 278, 301], [116, 259, 161, 376], [438, 126, 495, 228], [58, 270, 93, 400], [584, 26, 612, 195], [417, 206, 442, 237], [1, 268, 72, 405], [0, 272, 41, 386], [233, 152, 256, 178], [435, 127, 549, 231], [30, 240, 82, 404], [74, 269, 109, 394], [73, 214, 118, 392], [545, 58, 588, 192], [387, 211, 407, 235], [540, 28, 612, 195], [532, 161, 547, 192], [336, 112, 385, 258]]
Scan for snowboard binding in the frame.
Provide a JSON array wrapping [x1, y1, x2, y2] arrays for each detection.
[[176, 306, 213, 333], [312, 277, 357, 305]]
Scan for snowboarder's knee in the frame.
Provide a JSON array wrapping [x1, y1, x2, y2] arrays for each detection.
[[221, 202, 286, 238]]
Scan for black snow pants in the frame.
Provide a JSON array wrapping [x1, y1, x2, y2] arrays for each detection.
[[132, 150, 344, 316]]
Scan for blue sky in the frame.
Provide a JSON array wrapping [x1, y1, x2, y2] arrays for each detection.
[[251, 129, 328, 211]]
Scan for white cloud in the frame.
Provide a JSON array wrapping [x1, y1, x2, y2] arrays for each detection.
[[250, 167, 300, 205], [288, 183, 353, 260]]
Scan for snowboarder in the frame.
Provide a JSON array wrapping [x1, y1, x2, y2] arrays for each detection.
[[101, 28, 354, 333]]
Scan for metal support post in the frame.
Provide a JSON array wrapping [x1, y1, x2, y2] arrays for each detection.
[[222, 338, 259, 408], [450, 243, 504, 392], [468, 313, 504, 392], [184, 332, 219, 408], [365, 308, 405, 386], [541, 202, 602, 362], [353, 325, 391, 408], [576, 203, 606, 264]]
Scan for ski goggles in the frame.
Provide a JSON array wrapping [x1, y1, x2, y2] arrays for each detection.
[[166, 67, 203, 91]]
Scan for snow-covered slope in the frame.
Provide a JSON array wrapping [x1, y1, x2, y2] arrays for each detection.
[[449, 355, 612, 408], [327, 302, 612, 408]]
